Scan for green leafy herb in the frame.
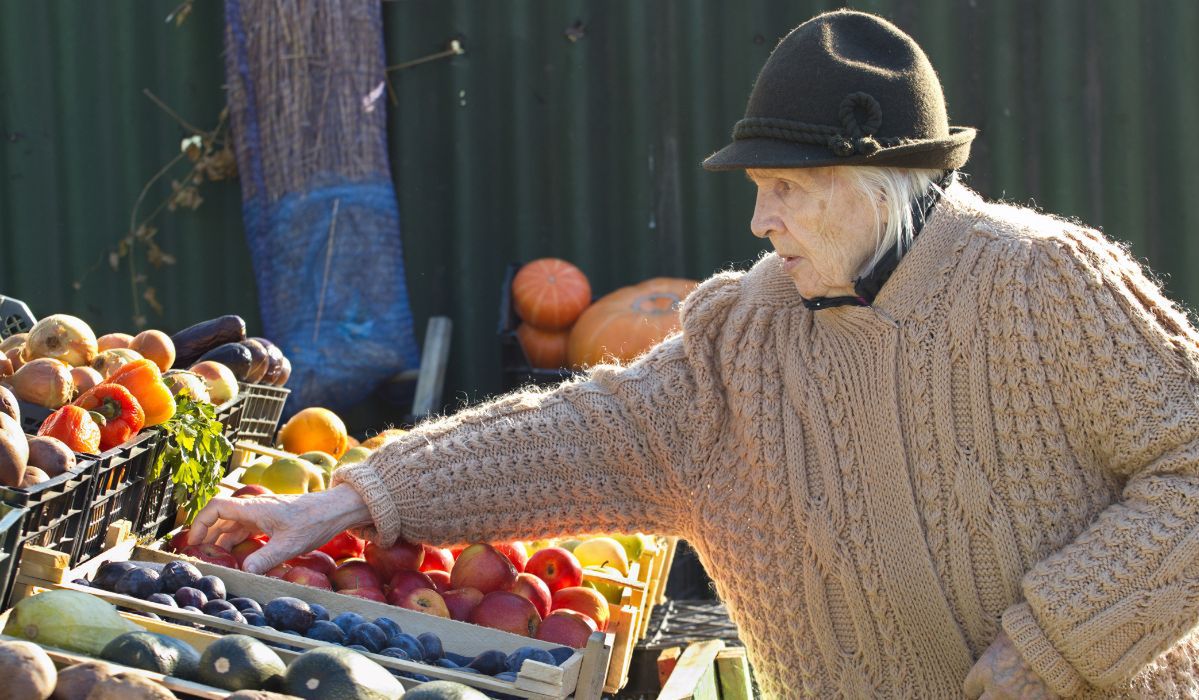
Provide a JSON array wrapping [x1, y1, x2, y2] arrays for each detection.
[[152, 396, 232, 522]]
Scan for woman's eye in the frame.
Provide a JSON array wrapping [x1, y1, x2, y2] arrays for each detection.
[[776, 181, 792, 195]]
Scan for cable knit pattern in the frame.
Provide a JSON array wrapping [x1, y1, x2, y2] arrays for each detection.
[[334, 183, 1199, 698]]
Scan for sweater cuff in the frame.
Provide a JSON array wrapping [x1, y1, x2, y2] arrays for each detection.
[[331, 460, 402, 545], [1001, 601, 1087, 697]]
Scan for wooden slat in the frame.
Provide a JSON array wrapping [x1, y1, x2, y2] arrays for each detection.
[[572, 630, 613, 700], [657, 640, 726, 700], [716, 647, 754, 700], [602, 603, 641, 693], [580, 566, 647, 592], [657, 646, 682, 688]]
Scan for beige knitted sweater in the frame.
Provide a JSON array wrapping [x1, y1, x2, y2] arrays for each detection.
[[336, 183, 1199, 698]]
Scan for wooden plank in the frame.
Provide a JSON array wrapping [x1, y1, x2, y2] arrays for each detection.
[[412, 315, 452, 418], [580, 566, 647, 592], [602, 603, 640, 693], [233, 440, 293, 460], [657, 646, 682, 688], [716, 647, 754, 700], [104, 520, 133, 550], [657, 640, 726, 700], [572, 631, 612, 700]]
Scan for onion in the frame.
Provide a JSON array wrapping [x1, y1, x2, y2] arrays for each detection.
[[69, 366, 103, 398], [8, 358, 73, 409], [22, 315, 98, 367]]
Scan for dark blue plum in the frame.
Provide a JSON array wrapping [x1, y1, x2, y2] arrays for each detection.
[[456, 667, 481, 675], [263, 597, 316, 633], [547, 647, 574, 665], [347, 644, 369, 653], [331, 611, 366, 635], [174, 587, 207, 609], [416, 632, 443, 660], [130, 610, 161, 620], [306, 620, 347, 645], [146, 593, 177, 607], [159, 561, 202, 593], [444, 652, 473, 667], [92, 561, 138, 591], [70, 578, 90, 587], [506, 646, 556, 673], [214, 608, 247, 624], [202, 599, 237, 616], [386, 633, 424, 661], [181, 605, 202, 614], [433, 658, 459, 669], [378, 647, 411, 661], [495, 671, 518, 681], [373, 617, 402, 638], [195, 575, 226, 601], [243, 612, 266, 627], [228, 597, 262, 614], [310, 603, 329, 622], [114, 568, 161, 598], [468, 650, 507, 676], [348, 623, 387, 653]]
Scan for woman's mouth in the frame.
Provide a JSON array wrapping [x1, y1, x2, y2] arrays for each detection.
[[781, 255, 802, 271]]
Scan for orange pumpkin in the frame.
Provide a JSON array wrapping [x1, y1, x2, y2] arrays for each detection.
[[512, 258, 592, 331], [567, 278, 698, 368], [516, 323, 570, 369]]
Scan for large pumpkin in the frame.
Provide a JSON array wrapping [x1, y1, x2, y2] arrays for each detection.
[[516, 323, 570, 369], [512, 258, 592, 330], [567, 278, 698, 368]]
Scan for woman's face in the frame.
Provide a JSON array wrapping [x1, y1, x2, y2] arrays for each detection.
[[747, 166, 883, 299]]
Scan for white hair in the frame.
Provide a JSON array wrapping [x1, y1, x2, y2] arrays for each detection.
[[842, 166, 947, 278]]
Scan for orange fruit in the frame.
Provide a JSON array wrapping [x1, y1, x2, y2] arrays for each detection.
[[277, 407, 349, 458]]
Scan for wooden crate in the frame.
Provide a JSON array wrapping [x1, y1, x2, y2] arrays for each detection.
[[14, 529, 612, 700]]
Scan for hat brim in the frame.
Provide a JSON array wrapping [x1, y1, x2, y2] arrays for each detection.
[[701, 126, 976, 171]]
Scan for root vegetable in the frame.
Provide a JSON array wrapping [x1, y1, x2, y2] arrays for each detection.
[[0, 412, 28, 487], [22, 315, 97, 367], [9, 358, 73, 409]]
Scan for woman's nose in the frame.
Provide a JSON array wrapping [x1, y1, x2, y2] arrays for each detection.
[[749, 197, 773, 239]]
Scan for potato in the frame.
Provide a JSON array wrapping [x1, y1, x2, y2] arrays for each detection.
[[0, 413, 28, 488], [0, 385, 17, 422], [20, 466, 49, 489], [53, 661, 115, 700], [27, 436, 75, 477], [0, 639, 57, 699], [84, 672, 175, 699]]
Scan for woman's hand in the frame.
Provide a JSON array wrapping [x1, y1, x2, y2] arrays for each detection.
[[963, 630, 1058, 700], [188, 484, 373, 574]]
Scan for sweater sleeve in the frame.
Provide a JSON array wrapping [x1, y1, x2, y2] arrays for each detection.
[[331, 273, 741, 548], [999, 228, 1199, 695]]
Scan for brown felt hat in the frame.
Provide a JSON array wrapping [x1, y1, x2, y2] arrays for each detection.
[[703, 10, 976, 171]]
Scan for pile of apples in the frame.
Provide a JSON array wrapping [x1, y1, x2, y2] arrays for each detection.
[[167, 500, 649, 649]]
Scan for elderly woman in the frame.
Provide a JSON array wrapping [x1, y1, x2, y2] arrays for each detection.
[[192, 10, 1199, 698]]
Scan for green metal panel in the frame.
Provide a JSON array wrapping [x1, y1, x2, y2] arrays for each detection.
[[3, 1, 1199, 417]]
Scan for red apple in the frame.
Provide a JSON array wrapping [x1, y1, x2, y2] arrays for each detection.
[[509, 572, 553, 619], [364, 538, 424, 581], [283, 566, 333, 590], [451, 544, 517, 594], [180, 543, 238, 569], [552, 587, 609, 632], [420, 546, 455, 573], [331, 559, 383, 591], [442, 587, 484, 621], [318, 531, 365, 560], [231, 484, 272, 498], [385, 570, 437, 605], [232, 539, 266, 568], [492, 541, 529, 572], [535, 609, 596, 648], [469, 591, 542, 637], [168, 528, 191, 553], [266, 563, 293, 579], [525, 547, 583, 593], [340, 587, 387, 603], [287, 551, 336, 577], [398, 587, 450, 618], [426, 570, 451, 593]]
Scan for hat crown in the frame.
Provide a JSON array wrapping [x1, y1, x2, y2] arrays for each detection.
[[745, 10, 950, 143]]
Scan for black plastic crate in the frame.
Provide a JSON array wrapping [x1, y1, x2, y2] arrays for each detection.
[[77, 430, 162, 564], [0, 504, 26, 609], [0, 457, 97, 568], [15, 400, 51, 434], [236, 382, 289, 446], [0, 295, 35, 339], [498, 262, 580, 392]]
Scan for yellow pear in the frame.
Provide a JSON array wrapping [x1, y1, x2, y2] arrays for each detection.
[[583, 565, 625, 605], [239, 459, 270, 485], [573, 537, 629, 576], [612, 533, 652, 563]]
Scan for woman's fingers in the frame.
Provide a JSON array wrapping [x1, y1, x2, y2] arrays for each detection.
[[214, 525, 251, 551], [189, 497, 257, 545], [963, 652, 993, 699], [243, 535, 308, 575]]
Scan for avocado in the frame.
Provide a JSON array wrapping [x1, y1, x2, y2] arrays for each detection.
[[400, 680, 490, 699], [198, 634, 286, 692], [100, 631, 199, 678], [283, 646, 403, 700]]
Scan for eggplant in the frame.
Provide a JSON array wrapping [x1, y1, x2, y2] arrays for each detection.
[[239, 339, 270, 384], [274, 356, 291, 386], [171, 316, 246, 369], [193, 343, 254, 382], [251, 337, 285, 384]]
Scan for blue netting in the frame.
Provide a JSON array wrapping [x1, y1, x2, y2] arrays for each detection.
[[225, 0, 420, 417]]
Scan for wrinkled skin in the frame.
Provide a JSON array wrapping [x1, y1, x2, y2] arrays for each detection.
[[964, 631, 1058, 700], [189, 485, 371, 574]]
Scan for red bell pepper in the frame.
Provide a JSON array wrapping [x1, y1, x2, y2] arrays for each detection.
[[74, 383, 145, 451], [37, 405, 102, 454]]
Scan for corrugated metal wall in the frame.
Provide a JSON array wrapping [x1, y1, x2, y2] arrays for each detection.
[[3, 0, 1199, 417]]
